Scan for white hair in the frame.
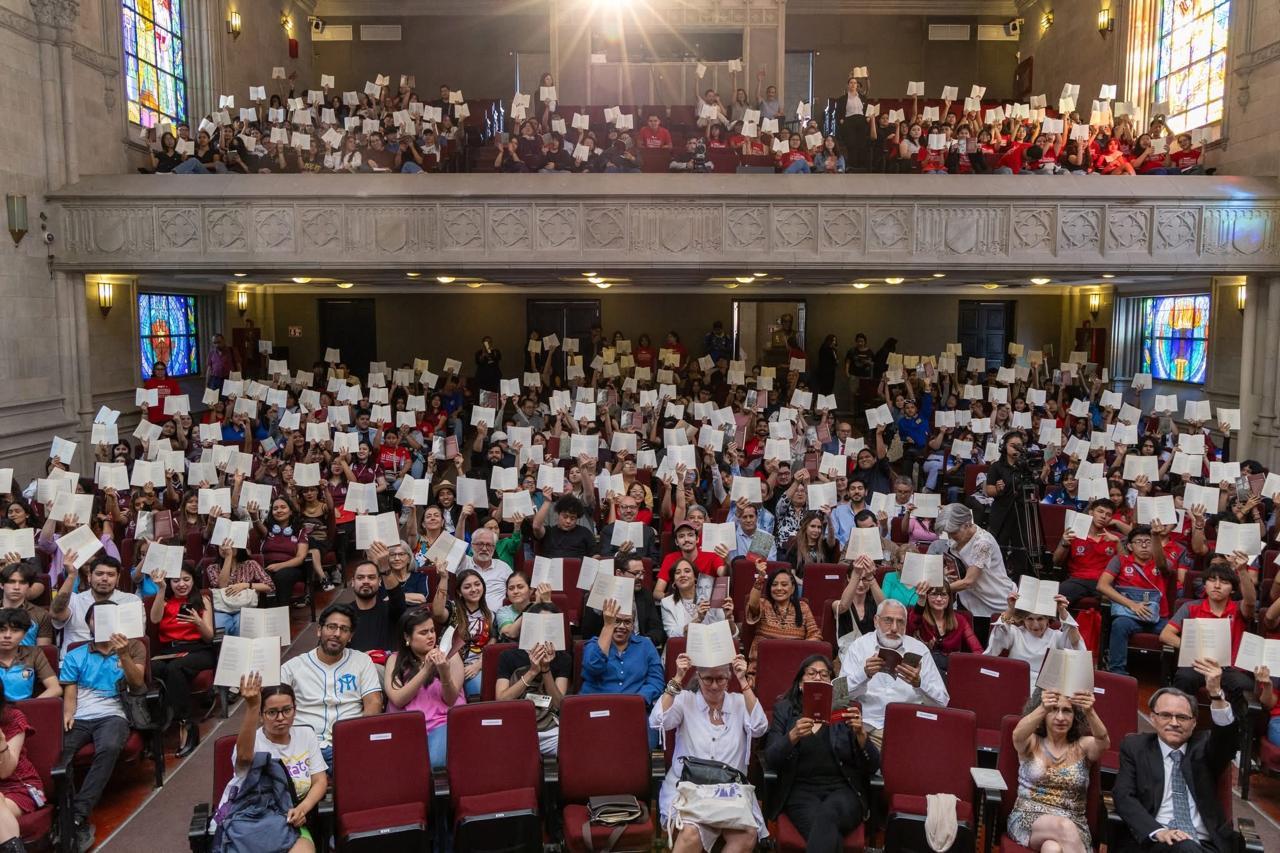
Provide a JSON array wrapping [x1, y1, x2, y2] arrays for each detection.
[[935, 503, 973, 535], [876, 598, 908, 618]]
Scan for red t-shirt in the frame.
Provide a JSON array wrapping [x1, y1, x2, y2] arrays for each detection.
[[1169, 148, 1201, 170], [144, 378, 182, 424], [1066, 535, 1120, 581], [378, 445, 410, 476], [777, 150, 812, 169], [997, 142, 1028, 174], [633, 346, 656, 369], [1104, 548, 1179, 618], [658, 550, 723, 583], [1169, 597, 1245, 661], [637, 127, 672, 149]]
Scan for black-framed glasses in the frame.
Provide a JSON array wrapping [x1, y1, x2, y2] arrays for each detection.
[[1152, 711, 1195, 724], [263, 706, 295, 718]]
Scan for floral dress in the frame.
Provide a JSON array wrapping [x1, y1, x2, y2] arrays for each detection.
[[1006, 743, 1091, 849]]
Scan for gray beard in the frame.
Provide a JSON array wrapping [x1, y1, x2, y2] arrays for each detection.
[[875, 629, 903, 650]]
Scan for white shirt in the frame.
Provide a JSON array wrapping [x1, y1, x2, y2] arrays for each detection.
[[839, 631, 949, 730], [985, 618, 1084, 687], [280, 648, 382, 747], [1153, 705, 1233, 841], [844, 93, 864, 117], [461, 557, 513, 612], [53, 589, 142, 655], [951, 528, 1017, 617]]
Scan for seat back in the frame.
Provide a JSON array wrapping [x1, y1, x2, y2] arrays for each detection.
[[558, 695, 651, 804], [480, 642, 517, 701], [754, 639, 832, 720], [707, 148, 739, 173], [1091, 671, 1137, 764], [333, 711, 431, 823], [881, 703, 976, 803], [446, 701, 541, 809], [799, 563, 848, 612], [15, 697, 63, 799], [1038, 502, 1068, 548], [559, 559, 583, 624], [963, 464, 989, 496], [946, 653, 1031, 734], [211, 734, 238, 804]]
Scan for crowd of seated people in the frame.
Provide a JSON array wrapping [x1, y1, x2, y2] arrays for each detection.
[[1, 312, 1277, 852], [137, 66, 1215, 176]]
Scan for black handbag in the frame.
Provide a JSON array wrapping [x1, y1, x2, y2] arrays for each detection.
[[678, 756, 747, 786], [116, 678, 160, 730]]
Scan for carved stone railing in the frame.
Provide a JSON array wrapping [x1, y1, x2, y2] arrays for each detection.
[[48, 174, 1280, 273]]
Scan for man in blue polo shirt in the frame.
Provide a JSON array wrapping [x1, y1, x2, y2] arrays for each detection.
[[60, 601, 147, 852]]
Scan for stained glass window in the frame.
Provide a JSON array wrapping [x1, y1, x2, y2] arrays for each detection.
[[1141, 294, 1210, 384], [123, 0, 186, 129], [139, 293, 199, 379], [1153, 0, 1229, 133]]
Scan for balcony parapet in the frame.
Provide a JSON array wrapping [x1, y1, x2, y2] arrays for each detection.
[[48, 174, 1280, 273]]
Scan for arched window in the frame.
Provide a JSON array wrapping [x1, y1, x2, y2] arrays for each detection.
[[1153, 0, 1229, 132], [122, 0, 187, 129]]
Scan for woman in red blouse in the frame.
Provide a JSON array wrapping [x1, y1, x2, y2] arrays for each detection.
[[908, 583, 982, 674], [147, 561, 215, 757], [142, 361, 182, 425], [633, 334, 657, 370], [255, 496, 312, 596]]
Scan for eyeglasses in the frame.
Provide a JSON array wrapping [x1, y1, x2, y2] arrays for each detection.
[[802, 668, 831, 679], [263, 706, 295, 718], [699, 675, 728, 684], [614, 620, 634, 628], [320, 623, 353, 634], [1152, 712, 1195, 724]]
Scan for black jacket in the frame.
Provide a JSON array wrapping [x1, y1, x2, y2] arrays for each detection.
[[599, 522, 661, 565], [579, 586, 665, 653], [1110, 717, 1238, 852], [762, 696, 880, 821]]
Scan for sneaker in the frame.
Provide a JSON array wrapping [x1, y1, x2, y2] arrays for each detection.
[[321, 581, 336, 592], [74, 819, 96, 852]]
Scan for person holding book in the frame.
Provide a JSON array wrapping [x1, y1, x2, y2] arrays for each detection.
[[763, 654, 878, 851], [494, 602, 571, 757], [580, 598, 665, 747], [661, 558, 734, 639], [907, 583, 982, 674], [382, 609, 463, 769], [1005, 688, 1109, 853], [986, 590, 1085, 687], [744, 562, 821, 679], [1097, 523, 1177, 676]]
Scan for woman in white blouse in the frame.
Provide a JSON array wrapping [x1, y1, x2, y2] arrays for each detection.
[[985, 590, 1085, 687], [933, 503, 1017, 640], [650, 652, 767, 852], [660, 558, 735, 638]]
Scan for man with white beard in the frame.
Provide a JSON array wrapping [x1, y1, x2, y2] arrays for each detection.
[[838, 598, 949, 747]]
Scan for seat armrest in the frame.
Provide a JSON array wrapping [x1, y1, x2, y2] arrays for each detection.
[[52, 758, 75, 853], [314, 796, 334, 853], [188, 803, 210, 853]]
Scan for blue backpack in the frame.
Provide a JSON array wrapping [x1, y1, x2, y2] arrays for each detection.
[[212, 751, 301, 853]]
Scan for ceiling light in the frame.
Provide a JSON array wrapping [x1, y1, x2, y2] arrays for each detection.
[[724, 283, 740, 289], [735, 276, 755, 284], [1101, 274, 1115, 279], [406, 272, 421, 278], [1030, 277, 1051, 285], [436, 276, 455, 284], [581, 271, 597, 277], [588, 276, 606, 285], [982, 283, 1001, 290], [466, 282, 484, 289], [291, 277, 311, 284], [232, 272, 248, 278], [932, 273, 946, 278], [752, 272, 767, 277], [852, 282, 870, 289], [885, 277, 904, 285], [336, 282, 354, 289], [595, 282, 611, 289]]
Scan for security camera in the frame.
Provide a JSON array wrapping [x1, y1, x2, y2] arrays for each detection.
[[1005, 17, 1023, 35], [308, 16, 325, 33], [43, 231, 54, 244]]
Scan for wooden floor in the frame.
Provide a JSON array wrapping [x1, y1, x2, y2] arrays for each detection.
[[93, 582, 1280, 852]]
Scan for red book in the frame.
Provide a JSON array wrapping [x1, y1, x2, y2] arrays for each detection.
[[802, 681, 833, 723]]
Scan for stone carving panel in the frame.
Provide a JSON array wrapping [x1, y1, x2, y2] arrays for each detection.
[[867, 207, 911, 252], [583, 206, 626, 250], [630, 206, 721, 254], [819, 206, 864, 252], [1011, 207, 1054, 254], [488, 206, 532, 251], [1058, 207, 1103, 254], [1105, 208, 1151, 254], [346, 206, 423, 255], [1203, 208, 1276, 256], [205, 208, 247, 252], [155, 207, 200, 251], [772, 206, 817, 252], [252, 208, 295, 252], [725, 207, 768, 251], [537, 206, 579, 250], [299, 207, 342, 251], [916, 207, 1007, 256], [440, 206, 484, 251], [1155, 208, 1199, 253], [66, 207, 155, 256]]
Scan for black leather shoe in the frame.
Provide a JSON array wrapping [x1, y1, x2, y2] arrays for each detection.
[[176, 720, 200, 758]]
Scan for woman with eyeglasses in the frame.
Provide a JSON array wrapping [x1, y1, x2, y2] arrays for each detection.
[[1005, 687, 1108, 853], [763, 654, 878, 851], [907, 582, 982, 674], [651, 652, 767, 853], [215, 673, 327, 853]]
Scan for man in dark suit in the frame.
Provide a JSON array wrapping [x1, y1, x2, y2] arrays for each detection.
[[598, 494, 660, 565], [1112, 660, 1238, 852]]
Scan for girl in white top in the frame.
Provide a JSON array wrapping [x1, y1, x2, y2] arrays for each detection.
[[985, 591, 1085, 687], [216, 673, 327, 852], [660, 558, 735, 638], [650, 653, 768, 852], [933, 504, 1017, 619]]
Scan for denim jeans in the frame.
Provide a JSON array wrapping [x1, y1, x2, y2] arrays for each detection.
[[173, 158, 208, 174], [214, 610, 240, 636], [427, 724, 448, 769], [783, 159, 811, 174], [1269, 715, 1280, 747], [1107, 615, 1168, 675], [401, 162, 424, 173], [464, 671, 482, 699]]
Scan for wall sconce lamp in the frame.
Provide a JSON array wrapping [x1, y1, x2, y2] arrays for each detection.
[[236, 291, 249, 316], [1097, 8, 1114, 36], [281, 13, 293, 32], [1040, 11, 1054, 31], [1236, 284, 1247, 313], [227, 11, 242, 38], [97, 282, 114, 317], [1088, 292, 1101, 320], [5, 194, 27, 246]]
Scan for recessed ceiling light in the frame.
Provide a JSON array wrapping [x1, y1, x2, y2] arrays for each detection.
[[1030, 277, 1051, 285], [852, 282, 870, 289], [336, 282, 354, 289], [405, 272, 421, 278], [1101, 274, 1115, 279], [735, 276, 755, 284], [595, 282, 611, 289], [932, 273, 946, 278], [982, 283, 1001, 290], [752, 272, 767, 277], [436, 276, 455, 284], [466, 282, 483, 289], [291, 277, 311, 284], [232, 272, 248, 278], [724, 282, 740, 289], [588, 276, 606, 285], [581, 271, 597, 277], [885, 277, 904, 285]]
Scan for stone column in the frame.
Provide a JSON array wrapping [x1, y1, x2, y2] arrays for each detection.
[[53, 0, 81, 184], [1237, 277, 1259, 459], [29, 0, 75, 190]]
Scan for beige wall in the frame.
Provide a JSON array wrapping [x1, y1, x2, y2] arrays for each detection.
[[1016, 0, 1127, 110], [220, 0, 316, 113], [1215, 0, 1280, 176], [787, 14, 1019, 102]]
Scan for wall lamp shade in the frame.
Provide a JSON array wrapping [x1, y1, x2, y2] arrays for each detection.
[[6, 194, 27, 245], [236, 291, 249, 315], [227, 11, 242, 37], [97, 282, 113, 316], [1097, 9, 1114, 35], [1237, 284, 1247, 313], [1088, 292, 1101, 319]]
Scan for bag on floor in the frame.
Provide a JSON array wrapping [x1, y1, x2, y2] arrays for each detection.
[[212, 752, 300, 853]]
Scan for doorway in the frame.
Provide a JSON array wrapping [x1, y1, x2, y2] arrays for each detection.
[[527, 299, 602, 378], [957, 300, 1015, 370], [733, 299, 806, 368], [318, 298, 377, 374]]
